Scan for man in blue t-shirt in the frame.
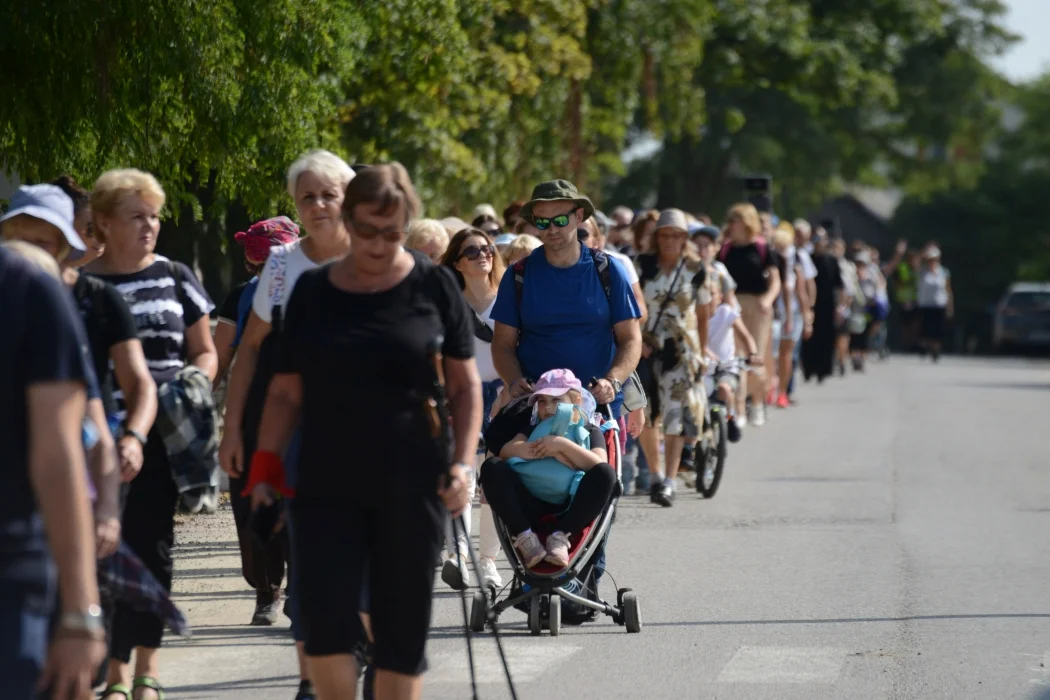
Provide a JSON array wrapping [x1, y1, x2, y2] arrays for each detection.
[[491, 179, 642, 417]]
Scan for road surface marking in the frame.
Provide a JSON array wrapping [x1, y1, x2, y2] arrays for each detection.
[[716, 646, 846, 684], [427, 642, 581, 684]]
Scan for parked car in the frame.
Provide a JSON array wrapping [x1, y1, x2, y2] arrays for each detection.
[[992, 282, 1050, 352]]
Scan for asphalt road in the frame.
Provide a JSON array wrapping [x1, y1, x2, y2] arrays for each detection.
[[161, 355, 1050, 699]]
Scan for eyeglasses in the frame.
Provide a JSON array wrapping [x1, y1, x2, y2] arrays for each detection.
[[532, 209, 576, 231], [350, 219, 405, 242], [658, 231, 686, 240], [460, 244, 495, 261]]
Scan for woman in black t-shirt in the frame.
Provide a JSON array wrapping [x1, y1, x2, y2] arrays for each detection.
[[246, 164, 481, 699], [719, 203, 781, 428]]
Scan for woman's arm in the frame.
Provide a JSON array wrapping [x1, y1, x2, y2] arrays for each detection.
[[211, 320, 238, 390], [761, 267, 782, 312], [695, 297, 710, 360], [945, 277, 955, 318], [109, 339, 158, 482], [218, 312, 271, 476], [183, 316, 218, 382], [85, 398, 121, 558], [492, 322, 531, 396], [255, 373, 303, 457]]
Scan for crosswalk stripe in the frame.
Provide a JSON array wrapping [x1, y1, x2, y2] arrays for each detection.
[[427, 642, 582, 684], [716, 646, 846, 684]]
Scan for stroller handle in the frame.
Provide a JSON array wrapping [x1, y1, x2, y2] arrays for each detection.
[[588, 377, 615, 420]]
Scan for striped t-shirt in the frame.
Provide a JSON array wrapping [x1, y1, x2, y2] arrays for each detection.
[[89, 256, 214, 417]]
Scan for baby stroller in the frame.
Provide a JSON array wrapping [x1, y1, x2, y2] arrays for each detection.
[[470, 404, 642, 636]]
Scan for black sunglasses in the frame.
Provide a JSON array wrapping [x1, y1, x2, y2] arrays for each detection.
[[460, 244, 495, 261]]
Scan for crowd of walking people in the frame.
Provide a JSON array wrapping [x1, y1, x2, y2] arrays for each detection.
[[1, 149, 954, 700]]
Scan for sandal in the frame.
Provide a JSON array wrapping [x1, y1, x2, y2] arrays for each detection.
[[100, 684, 131, 700], [132, 676, 166, 700]]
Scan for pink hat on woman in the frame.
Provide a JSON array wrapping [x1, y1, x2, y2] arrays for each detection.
[[234, 216, 301, 265], [528, 369, 583, 405]]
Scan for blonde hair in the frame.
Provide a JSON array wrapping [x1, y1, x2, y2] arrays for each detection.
[[91, 169, 166, 218], [1, 214, 73, 263], [405, 218, 449, 254], [286, 149, 354, 199], [726, 202, 761, 241], [502, 234, 542, 266], [2, 240, 62, 279], [772, 224, 795, 251]]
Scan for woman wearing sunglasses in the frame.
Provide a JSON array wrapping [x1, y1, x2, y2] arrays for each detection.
[[441, 229, 507, 591]]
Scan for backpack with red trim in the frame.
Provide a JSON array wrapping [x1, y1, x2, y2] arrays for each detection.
[[717, 236, 769, 266]]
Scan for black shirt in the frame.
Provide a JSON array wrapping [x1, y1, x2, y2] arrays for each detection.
[[217, 280, 250, 323], [276, 251, 474, 500], [0, 249, 91, 599], [722, 242, 782, 295], [72, 273, 139, 418]]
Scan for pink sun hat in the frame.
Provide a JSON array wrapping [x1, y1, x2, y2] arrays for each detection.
[[527, 369, 583, 405]]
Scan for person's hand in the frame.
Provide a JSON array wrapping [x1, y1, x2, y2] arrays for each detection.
[[508, 377, 533, 398], [37, 634, 106, 700], [641, 344, 653, 359], [627, 408, 644, 439], [803, 320, 814, 340], [219, 429, 244, 478], [94, 517, 120, 559], [783, 315, 794, 334], [250, 482, 275, 512], [747, 353, 763, 367], [117, 435, 143, 482], [439, 464, 470, 518], [591, 378, 615, 405]]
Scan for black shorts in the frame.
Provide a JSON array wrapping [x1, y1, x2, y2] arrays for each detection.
[[920, 307, 946, 342], [289, 485, 444, 675], [849, 331, 869, 351]]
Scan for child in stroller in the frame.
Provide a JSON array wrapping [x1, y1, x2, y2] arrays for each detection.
[[480, 369, 616, 569]]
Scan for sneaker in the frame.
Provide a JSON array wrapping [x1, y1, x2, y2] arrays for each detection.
[[653, 484, 675, 507], [441, 556, 471, 591], [737, 412, 748, 429], [775, 393, 790, 409], [726, 417, 741, 443], [747, 403, 766, 427], [295, 680, 317, 700], [251, 594, 282, 626], [545, 531, 571, 568], [479, 557, 503, 589], [513, 531, 546, 568]]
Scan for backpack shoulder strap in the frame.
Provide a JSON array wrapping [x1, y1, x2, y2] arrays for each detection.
[[589, 248, 613, 304], [513, 255, 529, 309], [717, 241, 732, 263], [755, 237, 768, 266]]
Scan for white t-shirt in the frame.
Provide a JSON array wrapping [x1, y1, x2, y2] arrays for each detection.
[[252, 242, 319, 324], [707, 304, 739, 364], [796, 247, 818, 281], [474, 298, 500, 383], [606, 248, 639, 285]]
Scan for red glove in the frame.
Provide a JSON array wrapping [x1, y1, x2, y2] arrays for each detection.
[[242, 450, 295, 498]]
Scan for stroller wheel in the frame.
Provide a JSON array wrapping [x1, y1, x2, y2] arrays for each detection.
[[549, 595, 561, 636], [622, 592, 642, 634], [470, 591, 487, 633], [529, 596, 542, 636]]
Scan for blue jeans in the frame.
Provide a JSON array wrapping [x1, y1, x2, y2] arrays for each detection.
[[621, 436, 650, 490]]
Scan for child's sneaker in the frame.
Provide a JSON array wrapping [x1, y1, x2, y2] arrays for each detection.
[[545, 531, 571, 568], [513, 531, 546, 568]]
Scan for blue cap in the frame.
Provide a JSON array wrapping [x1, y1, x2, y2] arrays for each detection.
[[690, 224, 721, 240], [1, 184, 86, 260], [494, 233, 517, 247]]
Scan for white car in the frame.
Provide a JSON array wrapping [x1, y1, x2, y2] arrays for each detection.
[[992, 282, 1050, 352]]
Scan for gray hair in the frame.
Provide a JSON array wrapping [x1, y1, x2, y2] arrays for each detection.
[[286, 149, 355, 199]]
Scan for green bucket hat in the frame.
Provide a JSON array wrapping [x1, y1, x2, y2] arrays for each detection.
[[519, 179, 595, 223]]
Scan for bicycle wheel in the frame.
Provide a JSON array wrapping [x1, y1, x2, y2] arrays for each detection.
[[698, 406, 727, 498]]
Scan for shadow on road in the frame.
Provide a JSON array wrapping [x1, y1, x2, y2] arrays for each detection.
[[639, 611, 1050, 628], [949, 380, 1050, 392], [165, 674, 299, 695]]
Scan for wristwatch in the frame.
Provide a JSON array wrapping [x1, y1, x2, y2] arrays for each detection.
[[58, 604, 104, 638], [606, 376, 623, 394], [122, 425, 148, 446]]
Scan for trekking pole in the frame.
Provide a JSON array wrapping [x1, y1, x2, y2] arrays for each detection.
[[453, 515, 520, 700]]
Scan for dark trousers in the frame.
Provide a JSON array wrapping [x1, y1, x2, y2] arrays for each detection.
[[109, 435, 179, 662], [229, 474, 287, 604], [480, 458, 616, 536]]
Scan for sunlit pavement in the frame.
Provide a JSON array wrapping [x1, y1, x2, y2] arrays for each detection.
[[161, 355, 1050, 699]]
